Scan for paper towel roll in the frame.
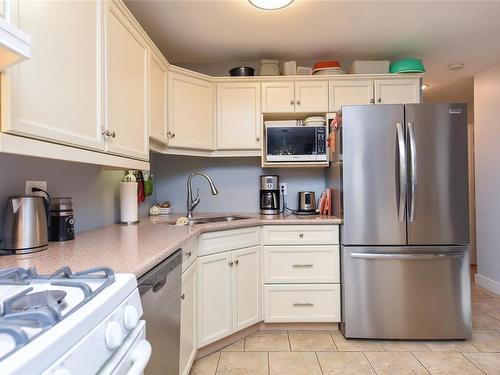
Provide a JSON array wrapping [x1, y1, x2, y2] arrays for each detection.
[[120, 182, 138, 224]]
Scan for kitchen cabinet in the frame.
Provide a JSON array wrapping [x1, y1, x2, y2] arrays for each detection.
[[262, 80, 328, 113], [197, 251, 232, 347], [197, 242, 262, 347], [168, 69, 214, 150], [232, 245, 262, 332], [216, 82, 261, 150], [1, 0, 104, 151], [329, 80, 374, 111], [105, 1, 149, 160], [149, 49, 168, 145], [374, 78, 421, 104], [180, 261, 197, 375]]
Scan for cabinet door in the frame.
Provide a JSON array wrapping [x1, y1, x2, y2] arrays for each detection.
[[105, 2, 149, 160], [180, 261, 196, 375], [197, 252, 232, 347], [294, 81, 328, 112], [261, 81, 295, 113], [374, 78, 421, 105], [232, 245, 262, 332], [2, 1, 103, 151], [216, 82, 261, 150], [168, 71, 214, 150], [329, 80, 374, 111], [149, 50, 168, 145]]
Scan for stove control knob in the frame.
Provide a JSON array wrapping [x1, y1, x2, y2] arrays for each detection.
[[105, 321, 123, 350], [123, 305, 139, 330]]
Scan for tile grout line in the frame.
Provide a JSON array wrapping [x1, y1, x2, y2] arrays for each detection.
[[329, 331, 339, 352], [362, 351, 378, 374], [287, 330, 292, 352], [459, 352, 487, 374], [410, 351, 431, 375], [267, 351, 270, 375], [314, 351, 324, 375], [213, 352, 222, 375]]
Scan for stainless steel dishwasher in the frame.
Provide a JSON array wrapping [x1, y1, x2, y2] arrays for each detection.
[[138, 249, 182, 375]]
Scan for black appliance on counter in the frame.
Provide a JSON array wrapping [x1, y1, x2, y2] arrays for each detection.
[[49, 197, 75, 242]]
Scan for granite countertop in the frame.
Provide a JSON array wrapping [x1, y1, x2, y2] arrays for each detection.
[[0, 213, 341, 278]]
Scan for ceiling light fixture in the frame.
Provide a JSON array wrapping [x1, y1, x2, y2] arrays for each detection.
[[448, 63, 464, 71], [249, 0, 294, 10], [421, 84, 430, 90]]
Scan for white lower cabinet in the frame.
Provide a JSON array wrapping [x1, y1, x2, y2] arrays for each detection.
[[264, 284, 341, 323], [180, 261, 197, 375], [197, 245, 261, 348]]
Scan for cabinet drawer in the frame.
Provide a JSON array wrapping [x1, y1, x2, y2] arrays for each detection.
[[198, 227, 261, 256], [262, 225, 338, 245], [264, 284, 340, 323], [263, 245, 339, 283], [181, 236, 197, 273]]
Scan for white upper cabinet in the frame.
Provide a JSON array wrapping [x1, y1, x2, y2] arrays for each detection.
[[216, 82, 261, 150], [329, 80, 374, 111], [262, 80, 328, 113], [148, 50, 168, 145], [105, 1, 149, 160], [168, 70, 214, 150], [261, 81, 295, 113], [294, 81, 329, 112], [374, 78, 421, 105], [232, 245, 262, 332], [1, 0, 103, 151]]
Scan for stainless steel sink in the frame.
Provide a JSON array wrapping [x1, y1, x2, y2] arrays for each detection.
[[171, 215, 251, 225]]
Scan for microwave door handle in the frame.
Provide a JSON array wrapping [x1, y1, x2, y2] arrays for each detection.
[[396, 123, 407, 223]]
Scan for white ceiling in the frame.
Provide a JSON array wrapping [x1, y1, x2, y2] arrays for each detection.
[[125, 0, 500, 107]]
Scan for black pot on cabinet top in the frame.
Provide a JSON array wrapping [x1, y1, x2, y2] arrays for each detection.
[[229, 66, 255, 76]]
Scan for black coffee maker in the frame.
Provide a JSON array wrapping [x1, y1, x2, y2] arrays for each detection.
[[260, 175, 280, 215], [49, 197, 75, 242]]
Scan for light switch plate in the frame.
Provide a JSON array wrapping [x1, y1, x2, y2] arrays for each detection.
[[25, 181, 47, 196]]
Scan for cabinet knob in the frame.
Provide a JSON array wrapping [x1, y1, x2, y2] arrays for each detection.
[[256, 137, 261, 142], [299, 233, 304, 238], [167, 131, 175, 138], [370, 98, 375, 104], [109, 130, 116, 138], [377, 98, 382, 103], [296, 99, 301, 105], [234, 260, 239, 265], [181, 293, 185, 300], [228, 261, 234, 267], [185, 250, 192, 258], [290, 99, 294, 105]]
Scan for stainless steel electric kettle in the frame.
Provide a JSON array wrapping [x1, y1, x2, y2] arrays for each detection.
[[0, 195, 49, 254]]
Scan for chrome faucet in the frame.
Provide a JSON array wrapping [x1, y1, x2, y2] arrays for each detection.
[[186, 172, 219, 218]]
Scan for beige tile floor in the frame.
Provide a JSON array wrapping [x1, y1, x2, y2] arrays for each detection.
[[190, 268, 500, 375]]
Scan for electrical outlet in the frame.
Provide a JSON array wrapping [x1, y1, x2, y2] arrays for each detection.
[[25, 181, 47, 196], [279, 183, 288, 196]]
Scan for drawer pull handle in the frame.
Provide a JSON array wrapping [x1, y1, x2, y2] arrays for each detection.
[[185, 251, 192, 258], [298, 233, 304, 238], [228, 261, 234, 267], [292, 264, 313, 268], [293, 302, 314, 307]]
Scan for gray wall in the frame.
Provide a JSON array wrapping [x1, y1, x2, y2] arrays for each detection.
[[0, 153, 152, 234], [151, 153, 326, 214], [474, 63, 500, 293]]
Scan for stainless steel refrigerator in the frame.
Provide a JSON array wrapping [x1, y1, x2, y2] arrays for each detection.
[[329, 103, 471, 339]]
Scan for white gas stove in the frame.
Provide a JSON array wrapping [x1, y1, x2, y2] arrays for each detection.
[[0, 266, 150, 374]]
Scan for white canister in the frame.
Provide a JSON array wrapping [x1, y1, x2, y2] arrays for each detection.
[[120, 182, 138, 224]]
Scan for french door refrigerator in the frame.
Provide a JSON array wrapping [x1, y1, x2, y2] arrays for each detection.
[[336, 103, 471, 339]]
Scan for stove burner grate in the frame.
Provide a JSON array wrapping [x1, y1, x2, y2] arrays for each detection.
[[9, 290, 66, 312]]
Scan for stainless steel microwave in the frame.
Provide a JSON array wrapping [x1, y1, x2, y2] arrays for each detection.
[[265, 123, 327, 162]]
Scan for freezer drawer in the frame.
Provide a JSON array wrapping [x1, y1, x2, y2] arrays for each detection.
[[341, 245, 471, 339]]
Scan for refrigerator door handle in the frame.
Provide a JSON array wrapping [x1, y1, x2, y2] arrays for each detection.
[[396, 122, 407, 223], [408, 122, 417, 222], [350, 252, 464, 260]]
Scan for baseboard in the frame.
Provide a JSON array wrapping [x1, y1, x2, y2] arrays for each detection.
[[476, 273, 500, 295], [259, 322, 339, 331]]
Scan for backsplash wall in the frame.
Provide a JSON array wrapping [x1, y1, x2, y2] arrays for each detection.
[[151, 154, 327, 214], [0, 153, 152, 234]]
